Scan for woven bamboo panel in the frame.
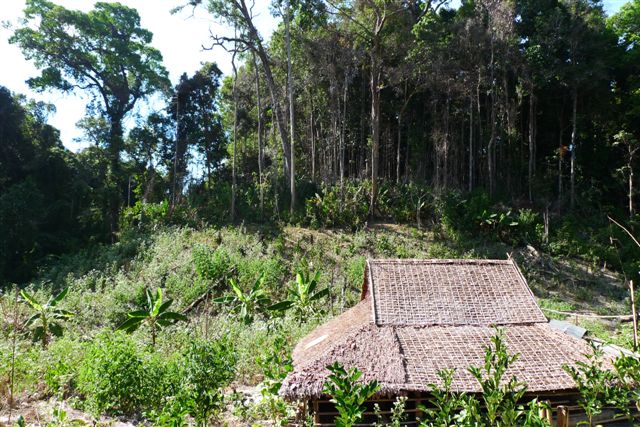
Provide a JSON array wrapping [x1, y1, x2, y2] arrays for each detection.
[[367, 259, 546, 326]]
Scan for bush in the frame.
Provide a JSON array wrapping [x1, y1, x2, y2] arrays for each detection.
[[179, 338, 236, 425], [435, 190, 541, 246], [193, 245, 232, 282], [43, 336, 85, 398], [77, 331, 172, 415], [305, 181, 370, 230]]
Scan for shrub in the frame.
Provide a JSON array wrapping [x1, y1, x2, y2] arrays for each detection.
[[179, 338, 236, 426], [323, 362, 380, 427], [77, 331, 170, 415], [120, 201, 169, 232], [305, 182, 369, 230], [192, 245, 232, 282], [43, 336, 85, 398]]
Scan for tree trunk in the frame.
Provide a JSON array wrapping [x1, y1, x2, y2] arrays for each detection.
[[231, 47, 238, 222], [558, 110, 564, 201], [341, 72, 348, 186], [528, 85, 536, 204], [285, 0, 295, 213], [468, 95, 473, 192], [108, 116, 124, 240], [488, 39, 496, 197], [310, 99, 316, 182], [629, 162, 634, 219], [397, 112, 402, 184], [370, 50, 381, 217], [252, 52, 264, 219], [570, 88, 577, 209], [239, 0, 291, 183]]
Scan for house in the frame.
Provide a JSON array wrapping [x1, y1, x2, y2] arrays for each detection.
[[279, 259, 625, 426]]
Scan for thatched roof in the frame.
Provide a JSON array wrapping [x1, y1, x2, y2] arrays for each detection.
[[280, 259, 600, 400]]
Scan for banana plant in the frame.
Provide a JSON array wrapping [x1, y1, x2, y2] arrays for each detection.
[[213, 274, 271, 325], [20, 287, 74, 348], [117, 288, 187, 348], [269, 268, 329, 322]]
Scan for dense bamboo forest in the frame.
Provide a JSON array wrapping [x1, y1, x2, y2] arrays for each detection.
[[2, 0, 640, 426]]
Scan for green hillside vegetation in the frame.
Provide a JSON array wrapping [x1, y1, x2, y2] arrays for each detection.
[[1, 217, 637, 424], [2, 0, 640, 424]]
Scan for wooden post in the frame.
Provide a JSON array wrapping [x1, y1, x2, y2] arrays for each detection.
[[543, 401, 553, 425], [557, 405, 569, 427], [313, 399, 320, 425], [631, 280, 638, 352]]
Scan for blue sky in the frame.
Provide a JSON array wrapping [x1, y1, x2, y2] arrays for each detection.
[[0, 0, 629, 151]]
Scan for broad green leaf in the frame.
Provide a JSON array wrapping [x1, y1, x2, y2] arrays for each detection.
[[311, 287, 329, 301], [252, 273, 265, 293], [128, 310, 150, 318], [213, 295, 236, 304], [52, 309, 75, 319], [152, 288, 163, 316], [157, 311, 188, 322], [20, 290, 42, 311], [230, 279, 244, 299], [117, 316, 143, 333], [156, 299, 173, 316], [25, 313, 40, 326], [49, 322, 63, 337], [267, 300, 293, 312], [49, 287, 69, 307]]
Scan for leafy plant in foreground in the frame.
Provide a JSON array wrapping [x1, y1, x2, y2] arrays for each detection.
[[564, 343, 621, 426], [180, 338, 237, 426], [418, 330, 551, 427], [117, 288, 187, 348], [323, 362, 380, 427], [419, 369, 466, 427], [20, 287, 74, 348], [468, 330, 527, 426], [255, 335, 294, 426]]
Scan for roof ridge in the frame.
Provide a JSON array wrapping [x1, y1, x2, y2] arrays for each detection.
[[391, 326, 410, 385]]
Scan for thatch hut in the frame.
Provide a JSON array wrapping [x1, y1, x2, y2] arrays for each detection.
[[280, 259, 626, 426]]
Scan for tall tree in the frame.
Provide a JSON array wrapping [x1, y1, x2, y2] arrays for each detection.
[[11, 0, 170, 237], [204, 0, 292, 185]]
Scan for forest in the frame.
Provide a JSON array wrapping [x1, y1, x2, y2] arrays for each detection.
[[2, 0, 640, 425]]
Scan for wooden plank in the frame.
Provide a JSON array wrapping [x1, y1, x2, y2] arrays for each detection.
[[557, 405, 569, 427]]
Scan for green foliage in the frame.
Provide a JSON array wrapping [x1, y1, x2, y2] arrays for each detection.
[[564, 344, 622, 426], [178, 338, 236, 426], [120, 201, 170, 232], [416, 331, 551, 427], [214, 274, 272, 324], [248, 335, 294, 426], [305, 182, 370, 230], [45, 405, 87, 427], [270, 263, 329, 322], [20, 287, 74, 348], [192, 244, 232, 282], [436, 191, 540, 246], [419, 369, 466, 427], [43, 336, 84, 398], [374, 396, 407, 427], [76, 331, 170, 415], [323, 362, 380, 427], [467, 331, 527, 426], [117, 288, 187, 348]]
